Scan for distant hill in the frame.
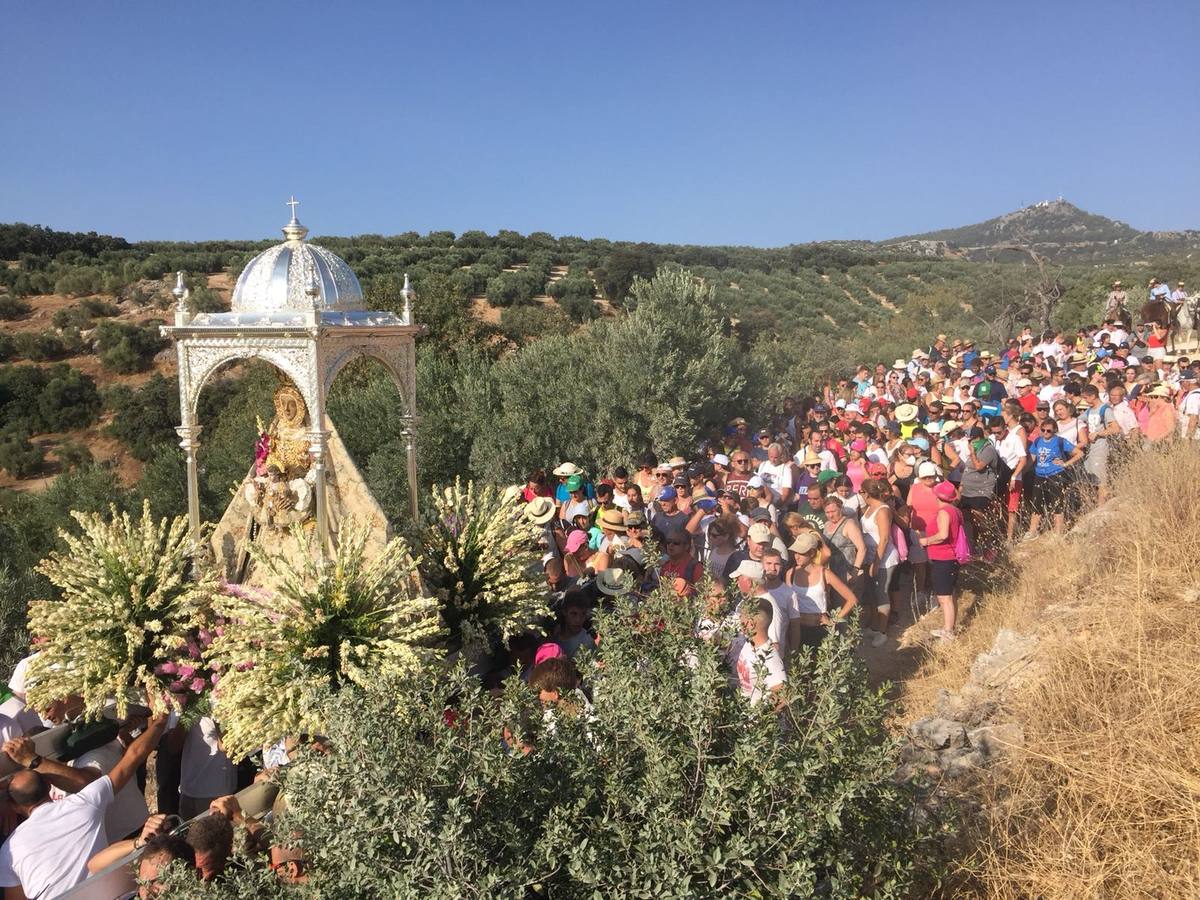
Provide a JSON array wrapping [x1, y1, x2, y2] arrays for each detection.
[[884, 199, 1200, 262]]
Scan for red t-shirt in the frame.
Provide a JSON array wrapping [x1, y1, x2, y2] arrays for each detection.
[[1018, 393, 1039, 415]]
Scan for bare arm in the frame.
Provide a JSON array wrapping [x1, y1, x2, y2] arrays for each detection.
[[685, 507, 706, 535], [920, 508, 951, 546], [2, 738, 97, 794], [845, 519, 867, 569], [874, 506, 892, 559], [88, 813, 172, 874], [823, 568, 858, 620], [109, 713, 168, 795]]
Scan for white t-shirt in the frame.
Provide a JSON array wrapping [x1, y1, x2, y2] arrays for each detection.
[[997, 428, 1028, 470], [756, 461, 794, 496], [180, 717, 237, 800], [0, 775, 114, 898], [734, 639, 787, 706], [757, 591, 791, 657], [1037, 384, 1063, 405], [50, 741, 149, 841]]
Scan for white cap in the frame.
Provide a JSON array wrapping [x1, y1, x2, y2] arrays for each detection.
[[1016, 378, 1032, 387], [961, 369, 976, 379], [747, 523, 773, 544], [834, 399, 847, 409], [711, 453, 730, 466], [747, 475, 764, 489], [731, 559, 764, 581], [917, 461, 940, 479]]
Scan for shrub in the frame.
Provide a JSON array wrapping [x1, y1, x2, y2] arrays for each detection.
[[186, 285, 225, 314], [79, 297, 119, 317], [37, 365, 101, 431], [499, 304, 568, 344], [559, 292, 599, 322], [0, 295, 30, 320], [12, 331, 68, 361], [51, 305, 94, 331], [232, 583, 921, 897], [94, 320, 166, 373], [105, 375, 178, 460], [54, 440, 93, 471], [486, 271, 538, 307], [0, 431, 44, 478]]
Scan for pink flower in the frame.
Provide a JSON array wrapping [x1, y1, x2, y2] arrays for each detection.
[[186, 641, 202, 660], [168, 681, 184, 692], [236, 661, 254, 672], [198, 629, 212, 645], [190, 678, 207, 693], [215, 626, 225, 637], [210, 672, 220, 686], [156, 662, 178, 675], [177, 665, 196, 680]]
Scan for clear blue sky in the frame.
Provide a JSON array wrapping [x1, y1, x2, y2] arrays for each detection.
[[5, 0, 1198, 245]]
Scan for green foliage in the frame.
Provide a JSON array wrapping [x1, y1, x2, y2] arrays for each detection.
[[105, 374, 179, 461], [595, 247, 656, 305], [212, 584, 919, 898], [486, 270, 540, 307], [0, 295, 30, 320], [472, 266, 767, 481], [0, 364, 100, 434], [499, 304, 569, 345], [94, 320, 166, 373], [0, 431, 44, 478], [54, 440, 93, 472], [558, 292, 599, 322]]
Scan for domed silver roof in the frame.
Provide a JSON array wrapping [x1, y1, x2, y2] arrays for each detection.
[[231, 201, 364, 314]]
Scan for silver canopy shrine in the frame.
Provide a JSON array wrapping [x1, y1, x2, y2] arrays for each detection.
[[161, 199, 425, 582]]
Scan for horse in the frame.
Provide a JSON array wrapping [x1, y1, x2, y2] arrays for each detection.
[[1176, 295, 1200, 354]]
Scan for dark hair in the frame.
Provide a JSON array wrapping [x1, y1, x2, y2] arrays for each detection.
[[833, 475, 852, 491], [1082, 384, 1100, 398], [1002, 399, 1023, 419], [527, 469, 547, 487], [640, 452, 658, 469], [612, 465, 629, 479], [861, 478, 890, 501], [7, 772, 48, 807], [561, 590, 590, 612], [187, 814, 234, 861], [529, 656, 579, 695], [144, 832, 197, 867]]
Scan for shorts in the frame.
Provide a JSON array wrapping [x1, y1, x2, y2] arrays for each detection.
[[959, 495, 991, 513], [1006, 478, 1023, 513], [1083, 439, 1109, 483], [1031, 472, 1066, 516], [930, 558, 960, 597]]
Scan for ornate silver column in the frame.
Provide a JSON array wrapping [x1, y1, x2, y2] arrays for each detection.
[[308, 429, 331, 561], [176, 424, 203, 550], [403, 419, 419, 521]]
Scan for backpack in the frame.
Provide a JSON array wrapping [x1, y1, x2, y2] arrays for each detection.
[[891, 523, 909, 563], [952, 510, 972, 565]]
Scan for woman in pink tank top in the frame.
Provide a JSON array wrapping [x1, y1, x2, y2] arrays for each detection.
[[917, 480, 963, 641]]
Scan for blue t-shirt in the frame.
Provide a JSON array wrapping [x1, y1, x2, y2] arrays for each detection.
[[1031, 435, 1075, 478]]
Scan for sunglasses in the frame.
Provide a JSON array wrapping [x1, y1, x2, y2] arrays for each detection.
[[1040, 428, 1055, 434]]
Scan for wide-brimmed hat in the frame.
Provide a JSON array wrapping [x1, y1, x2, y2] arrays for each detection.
[[668, 455, 688, 468], [895, 403, 919, 423], [598, 508, 626, 532], [1147, 384, 1171, 398], [596, 567, 634, 596], [524, 497, 556, 525], [892, 359, 907, 370], [552, 462, 582, 477], [624, 510, 648, 528], [801, 450, 822, 466], [1112, 280, 1122, 287]]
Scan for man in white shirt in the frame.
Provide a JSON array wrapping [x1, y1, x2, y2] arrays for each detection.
[[733, 598, 787, 707], [756, 443, 794, 507], [759, 550, 800, 661], [1180, 371, 1200, 440], [50, 738, 150, 841], [0, 711, 167, 899]]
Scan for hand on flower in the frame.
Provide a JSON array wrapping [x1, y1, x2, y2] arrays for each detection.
[[2, 737, 37, 768]]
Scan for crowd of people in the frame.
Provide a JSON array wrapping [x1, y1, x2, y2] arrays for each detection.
[[514, 311, 1199, 707], [0, 292, 1197, 896]]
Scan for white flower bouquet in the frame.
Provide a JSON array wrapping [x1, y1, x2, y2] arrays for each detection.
[[26, 502, 216, 720], [413, 479, 547, 655], [206, 520, 442, 761]]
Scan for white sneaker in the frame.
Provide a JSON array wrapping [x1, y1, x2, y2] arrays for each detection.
[[869, 630, 887, 648], [929, 628, 956, 641]]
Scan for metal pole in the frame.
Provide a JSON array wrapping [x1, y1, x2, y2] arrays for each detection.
[[176, 425, 202, 551], [309, 431, 330, 562], [404, 420, 419, 521]]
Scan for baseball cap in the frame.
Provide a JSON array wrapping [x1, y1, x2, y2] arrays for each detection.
[[658, 486, 678, 501], [747, 523, 773, 544], [789, 531, 821, 555], [731, 560, 764, 581], [917, 461, 940, 478], [748, 507, 771, 522], [711, 453, 730, 466], [747, 475, 764, 489]]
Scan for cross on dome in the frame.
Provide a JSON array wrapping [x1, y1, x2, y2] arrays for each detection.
[[286, 195, 300, 221]]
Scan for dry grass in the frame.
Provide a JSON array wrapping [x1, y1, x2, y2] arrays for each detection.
[[902, 442, 1200, 898]]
